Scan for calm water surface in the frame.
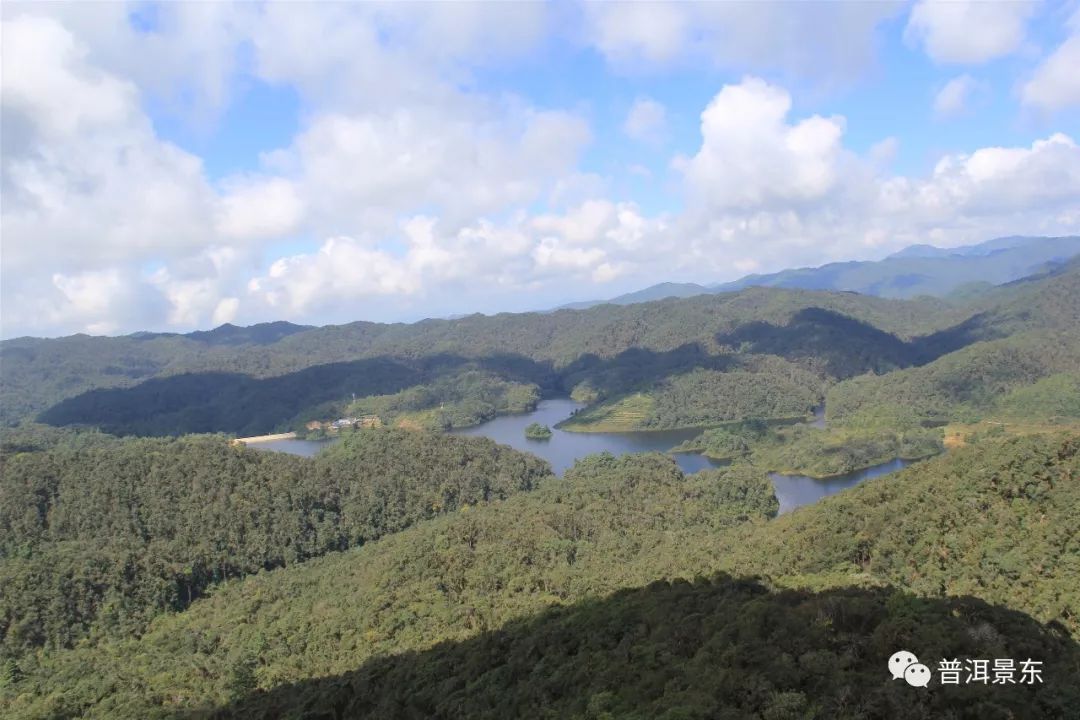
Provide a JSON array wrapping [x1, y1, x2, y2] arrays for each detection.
[[251, 398, 914, 513], [246, 399, 716, 476], [450, 398, 720, 476], [769, 458, 915, 515]]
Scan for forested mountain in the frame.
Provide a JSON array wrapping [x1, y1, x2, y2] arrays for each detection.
[[0, 431, 551, 656], [4, 257, 1077, 439], [2, 250, 1079, 718], [828, 331, 1080, 427], [567, 235, 1080, 309], [558, 281, 711, 309], [1, 287, 949, 434], [342, 369, 541, 432], [3, 434, 1076, 719], [713, 235, 1079, 298]]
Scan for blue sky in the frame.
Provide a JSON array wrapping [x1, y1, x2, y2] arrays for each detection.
[[2, 1, 1079, 337]]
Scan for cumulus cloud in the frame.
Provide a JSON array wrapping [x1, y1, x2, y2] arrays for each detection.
[[585, 2, 689, 65], [585, 1, 901, 81], [905, 0, 1036, 64], [0, 14, 218, 270], [0, 2, 251, 122], [244, 202, 667, 320], [677, 78, 849, 212], [623, 97, 667, 143], [269, 105, 590, 237], [883, 133, 1080, 218], [1021, 9, 1080, 112], [216, 177, 304, 241], [934, 74, 984, 117], [248, 2, 549, 111], [2, 6, 1079, 338], [672, 78, 1079, 274], [0, 5, 587, 336]]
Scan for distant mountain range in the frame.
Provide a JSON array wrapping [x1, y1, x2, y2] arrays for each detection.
[[560, 235, 1080, 309], [130, 321, 313, 346]]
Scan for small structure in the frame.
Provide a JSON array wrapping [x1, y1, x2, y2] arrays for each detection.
[[327, 415, 382, 431]]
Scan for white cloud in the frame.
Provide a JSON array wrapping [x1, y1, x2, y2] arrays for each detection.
[[585, 2, 901, 81], [212, 297, 240, 326], [1, 14, 218, 279], [678, 78, 848, 212], [934, 74, 984, 117], [248, 2, 548, 112], [0, 6, 588, 336], [623, 97, 667, 143], [905, 0, 1036, 64], [2, 7, 1079, 338], [256, 105, 590, 238], [1021, 9, 1080, 112], [670, 79, 1079, 275], [244, 201, 666, 319], [887, 133, 1080, 217], [216, 177, 304, 241], [0, 2, 251, 122], [585, 2, 689, 65], [869, 137, 900, 169]]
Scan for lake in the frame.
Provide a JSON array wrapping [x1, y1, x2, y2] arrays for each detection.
[[243, 399, 716, 475], [250, 398, 915, 514], [769, 457, 916, 515], [450, 398, 721, 476]]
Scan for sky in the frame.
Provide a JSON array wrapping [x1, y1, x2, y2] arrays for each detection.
[[2, 1, 1079, 338]]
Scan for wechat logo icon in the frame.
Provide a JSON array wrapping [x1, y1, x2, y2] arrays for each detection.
[[890, 650, 931, 687]]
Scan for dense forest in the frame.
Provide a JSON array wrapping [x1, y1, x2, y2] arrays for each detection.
[[339, 368, 540, 432], [2, 434, 1076, 718], [0, 431, 551, 656], [5, 258, 1076, 441], [2, 256, 1079, 718], [0, 283, 962, 434], [673, 422, 944, 477], [827, 331, 1080, 427], [562, 359, 824, 431]]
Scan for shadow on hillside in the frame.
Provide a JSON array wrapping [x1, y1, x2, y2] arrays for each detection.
[[559, 344, 738, 398], [169, 574, 1080, 720], [714, 307, 924, 377], [37, 353, 560, 437], [36, 306, 1013, 438], [913, 311, 1007, 360]]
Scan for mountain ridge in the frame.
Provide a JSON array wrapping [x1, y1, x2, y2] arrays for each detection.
[[563, 235, 1080, 310]]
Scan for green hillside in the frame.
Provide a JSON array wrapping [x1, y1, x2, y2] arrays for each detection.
[[0, 431, 551, 656], [3, 285, 949, 432], [3, 434, 1077, 719], [827, 331, 1080, 427]]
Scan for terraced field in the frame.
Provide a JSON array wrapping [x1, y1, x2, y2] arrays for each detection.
[[557, 393, 655, 432]]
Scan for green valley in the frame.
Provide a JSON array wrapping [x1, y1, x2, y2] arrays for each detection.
[[2, 249, 1079, 719]]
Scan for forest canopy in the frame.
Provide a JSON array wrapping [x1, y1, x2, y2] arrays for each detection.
[[1, 435, 1076, 718], [0, 430, 551, 656]]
